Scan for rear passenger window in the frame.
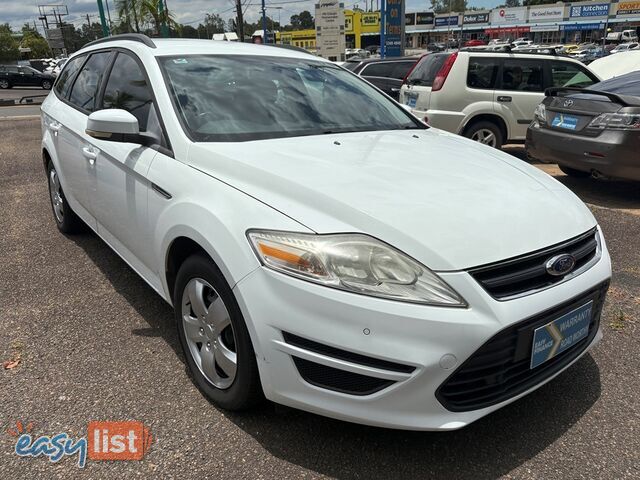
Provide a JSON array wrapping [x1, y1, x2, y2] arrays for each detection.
[[467, 58, 498, 89], [102, 53, 154, 132], [550, 61, 597, 89], [54, 55, 85, 99], [361, 62, 395, 78], [501, 60, 543, 92], [69, 52, 111, 112]]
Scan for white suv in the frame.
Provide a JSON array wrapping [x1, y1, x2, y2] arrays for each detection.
[[41, 35, 611, 430], [400, 51, 600, 148]]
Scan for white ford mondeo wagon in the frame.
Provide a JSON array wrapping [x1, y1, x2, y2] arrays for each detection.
[[41, 35, 611, 430]]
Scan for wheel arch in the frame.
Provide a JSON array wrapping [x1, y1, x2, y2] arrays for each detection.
[[460, 113, 509, 143], [165, 236, 216, 304]]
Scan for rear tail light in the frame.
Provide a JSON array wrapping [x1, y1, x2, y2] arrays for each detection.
[[431, 53, 458, 92], [588, 112, 640, 130]]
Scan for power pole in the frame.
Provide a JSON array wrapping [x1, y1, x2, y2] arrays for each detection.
[[261, 0, 267, 43], [236, 0, 244, 41]]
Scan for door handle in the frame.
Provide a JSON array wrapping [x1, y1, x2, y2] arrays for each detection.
[[497, 96, 512, 102], [391, 87, 400, 92], [82, 147, 97, 165]]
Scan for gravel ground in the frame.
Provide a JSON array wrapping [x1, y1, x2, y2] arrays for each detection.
[[1, 118, 639, 479]]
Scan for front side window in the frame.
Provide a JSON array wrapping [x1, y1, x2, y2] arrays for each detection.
[[467, 57, 498, 89], [501, 59, 544, 92], [550, 61, 597, 89], [159, 55, 422, 142], [69, 52, 112, 112], [102, 53, 155, 132], [54, 55, 85, 98]]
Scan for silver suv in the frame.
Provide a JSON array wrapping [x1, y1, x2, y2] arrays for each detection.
[[399, 51, 600, 148]]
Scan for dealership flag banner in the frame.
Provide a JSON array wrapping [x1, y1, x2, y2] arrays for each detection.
[[315, 1, 346, 61]]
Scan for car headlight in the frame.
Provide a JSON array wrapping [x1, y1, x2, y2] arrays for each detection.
[[534, 103, 546, 124], [247, 230, 466, 307]]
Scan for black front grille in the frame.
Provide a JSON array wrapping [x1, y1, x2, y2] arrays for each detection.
[[436, 282, 608, 412], [469, 228, 599, 299], [292, 357, 394, 395]]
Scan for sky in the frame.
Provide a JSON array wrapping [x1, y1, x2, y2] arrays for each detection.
[[1, 0, 503, 34]]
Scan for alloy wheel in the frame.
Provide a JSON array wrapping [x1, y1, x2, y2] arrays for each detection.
[[0, 79, 9, 89], [471, 128, 497, 147], [42, 80, 52, 90], [181, 278, 237, 389], [49, 168, 64, 223]]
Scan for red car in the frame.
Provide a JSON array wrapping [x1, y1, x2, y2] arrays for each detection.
[[464, 39, 487, 47]]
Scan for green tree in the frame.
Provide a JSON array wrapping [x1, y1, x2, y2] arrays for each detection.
[[0, 31, 19, 61], [21, 32, 51, 58], [141, 0, 177, 35], [430, 0, 467, 14], [289, 11, 314, 30]]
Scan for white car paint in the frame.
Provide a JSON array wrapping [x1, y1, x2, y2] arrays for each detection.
[[41, 38, 611, 430], [589, 50, 640, 79]]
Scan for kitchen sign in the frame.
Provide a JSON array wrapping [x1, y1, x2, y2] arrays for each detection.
[[569, 4, 609, 17]]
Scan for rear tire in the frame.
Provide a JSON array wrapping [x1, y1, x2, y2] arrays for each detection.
[[0, 79, 10, 89], [174, 253, 263, 411], [464, 120, 504, 149], [559, 165, 591, 178], [46, 160, 83, 233]]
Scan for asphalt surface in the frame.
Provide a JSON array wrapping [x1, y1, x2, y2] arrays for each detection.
[[1, 118, 639, 479]]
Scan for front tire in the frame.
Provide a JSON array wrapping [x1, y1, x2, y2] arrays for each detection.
[[174, 253, 263, 410], [42, 80, 52, 90], [46, 160, 83, 233], [559, 165, 591, 178], [464, 121, 504, 149]]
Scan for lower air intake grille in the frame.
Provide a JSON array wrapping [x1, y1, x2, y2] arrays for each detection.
[[292, 357, 394, 395], [436, 281, 608, 412]]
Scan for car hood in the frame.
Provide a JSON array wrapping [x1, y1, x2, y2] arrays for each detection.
[[188, 128, 596, 271]]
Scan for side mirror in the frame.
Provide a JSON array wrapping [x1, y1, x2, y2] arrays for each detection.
[[86, 109, 143, 144]]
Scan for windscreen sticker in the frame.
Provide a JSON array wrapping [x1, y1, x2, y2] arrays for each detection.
[[173, 59, 189, 64]]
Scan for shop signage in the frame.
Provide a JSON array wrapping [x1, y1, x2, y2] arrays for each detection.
[[530, 24, 560, 32], [561, 22, 605, 31], [617, 1, 640, 15], [463, 12, 489, 24], [344, 14, 353, 32], [315, 1, 346, 61], [569, 4, 609, 18], [490, 7, 527, 25], [361, 13, 379, 26], [405, 12, 415, 25], [384, 0, 405, 57], [415, 12, 435, 25], [435, 15, 459, 27], [529, 6, 564, 21]]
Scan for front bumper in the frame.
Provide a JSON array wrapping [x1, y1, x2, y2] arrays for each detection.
[[232, 234, 611, 430], [526, 122, 640, 181]]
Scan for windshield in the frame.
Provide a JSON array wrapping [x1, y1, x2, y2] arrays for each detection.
[[159, 55, 422, 142]]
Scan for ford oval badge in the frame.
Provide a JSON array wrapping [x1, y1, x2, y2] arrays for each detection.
[[545, 254, 576, 277]]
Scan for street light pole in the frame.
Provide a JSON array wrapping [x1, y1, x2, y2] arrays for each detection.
[[262, 0, 268, 43]]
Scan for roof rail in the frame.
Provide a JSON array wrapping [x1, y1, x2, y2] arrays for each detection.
[[84, 33, 156, 49], [459, 47, 560, 57]]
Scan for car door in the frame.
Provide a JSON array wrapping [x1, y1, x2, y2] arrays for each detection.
[[6, 66, 20, 86], [17, 67, 39, 86], [547, 60, 598, 90], [90, 51, 173, 274], [360, 61, 401, 98], [493, 58, 545, 140], [54, 51, 113, 229]]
